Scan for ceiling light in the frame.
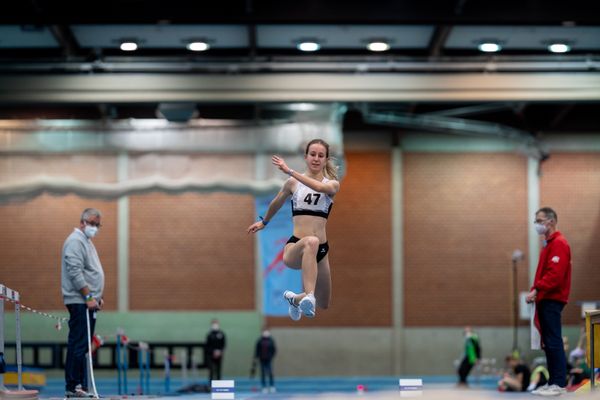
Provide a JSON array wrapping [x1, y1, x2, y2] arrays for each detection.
[[548, 43, 571, 53], [367, 41, 390, 52], [120, 41, 138, 51], [187, 41, 210, 52], [297, 41, 320, 52], [291, 103, 319, 111], [477, 42, 501, 53]]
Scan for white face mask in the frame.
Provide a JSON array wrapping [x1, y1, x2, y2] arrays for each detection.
[[211, 324, 220, 331], [84, 225, 99, 238], [262, 330, 271, 338], [534, 223, 547, 235]]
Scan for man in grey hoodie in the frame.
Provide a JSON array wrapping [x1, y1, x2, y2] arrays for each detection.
[[61, 208, 105, 398]]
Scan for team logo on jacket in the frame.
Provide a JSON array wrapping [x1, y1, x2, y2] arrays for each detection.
[[551, 256, 560, 263]]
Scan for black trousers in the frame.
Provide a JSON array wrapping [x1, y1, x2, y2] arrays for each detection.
[[538, 300, 567, 387], [65, 304, 96, 392], [458, 357, 475, 384], [260, 360, 274, 387], [208, 357, 223, 382]]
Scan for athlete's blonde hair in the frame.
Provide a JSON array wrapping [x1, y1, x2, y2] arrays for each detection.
[[305, 138, 338, 180]]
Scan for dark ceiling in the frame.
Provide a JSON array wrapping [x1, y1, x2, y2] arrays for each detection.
[[1, 0, 599, 135], [2, 0, 600, 61], [4, 0, 600, 24]]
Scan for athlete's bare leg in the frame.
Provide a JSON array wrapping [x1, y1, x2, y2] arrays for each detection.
[[315, 256, 331, 309], [283, 236, 319, 304]]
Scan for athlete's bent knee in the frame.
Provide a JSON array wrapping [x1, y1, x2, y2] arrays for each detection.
[[304, 236, 319, 253]]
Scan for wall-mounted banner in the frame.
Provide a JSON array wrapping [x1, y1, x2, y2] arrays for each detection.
[[256, 195, 300, 316]]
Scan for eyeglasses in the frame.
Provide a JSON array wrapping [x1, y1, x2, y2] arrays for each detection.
[[85, 220, 102, 228], [533, 218, 548, 224]]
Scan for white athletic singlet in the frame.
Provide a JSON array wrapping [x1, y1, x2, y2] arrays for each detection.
[[291, 177, 334, 219]]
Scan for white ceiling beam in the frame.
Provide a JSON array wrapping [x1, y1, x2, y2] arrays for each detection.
[[0, 72, 599, 103]]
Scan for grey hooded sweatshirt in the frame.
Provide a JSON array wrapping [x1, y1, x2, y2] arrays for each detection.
[[61, 228, 105, 305]]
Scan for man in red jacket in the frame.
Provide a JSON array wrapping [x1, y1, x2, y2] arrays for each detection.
[[526, 207, 571, 396]]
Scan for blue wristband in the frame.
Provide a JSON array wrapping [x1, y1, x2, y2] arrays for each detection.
[[259, 216, 269, 226]]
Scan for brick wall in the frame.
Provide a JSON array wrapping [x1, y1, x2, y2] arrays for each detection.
[[539, 153, 600, 324], [403, 153, 529, 326], [128, 192, 255, 310], [267, 151, 393, 327], [1, 150, 598, 330], [0, 194, 118, 311]]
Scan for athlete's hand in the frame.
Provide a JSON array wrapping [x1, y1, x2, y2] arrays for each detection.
[[247, 221, 266, 234], [272, 155, 291, 175]]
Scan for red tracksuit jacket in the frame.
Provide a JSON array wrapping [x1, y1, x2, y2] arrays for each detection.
[[531, 231, 572, 304]]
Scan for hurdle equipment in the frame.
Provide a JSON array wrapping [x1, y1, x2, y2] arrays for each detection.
[[1, 285, 24, 391], [586, 310, 600, 390], [115, 330, 129, 395], [0, 284, 38, 400], [163, 351, 172, 394], [137, 342, 150, 395]]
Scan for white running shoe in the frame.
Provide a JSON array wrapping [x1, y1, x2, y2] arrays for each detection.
[[283, 290, 302, 321], [299, 293, 316, 318], [536, 385, 567, 396], [531, 384, 549, 395]]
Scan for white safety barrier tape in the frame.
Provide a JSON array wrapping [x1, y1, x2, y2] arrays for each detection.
[[2, 288, 170, 359], [0, 294, 68, 330]]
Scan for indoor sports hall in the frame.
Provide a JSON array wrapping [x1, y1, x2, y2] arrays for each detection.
[[1, 2, 599, 399]]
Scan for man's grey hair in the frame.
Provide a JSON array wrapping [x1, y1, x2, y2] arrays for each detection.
[[81, 208, 102, 221], [536, 207, 557, 223]]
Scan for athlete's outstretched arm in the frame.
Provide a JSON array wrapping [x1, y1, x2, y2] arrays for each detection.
[[272, 155, 340, 196], [291, 171, 339, 196], [246, 179, 293, 234]]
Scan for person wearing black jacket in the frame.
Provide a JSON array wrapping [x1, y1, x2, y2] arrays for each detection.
[[206, 319, 226, 382], [254, 329, 277, 393]]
